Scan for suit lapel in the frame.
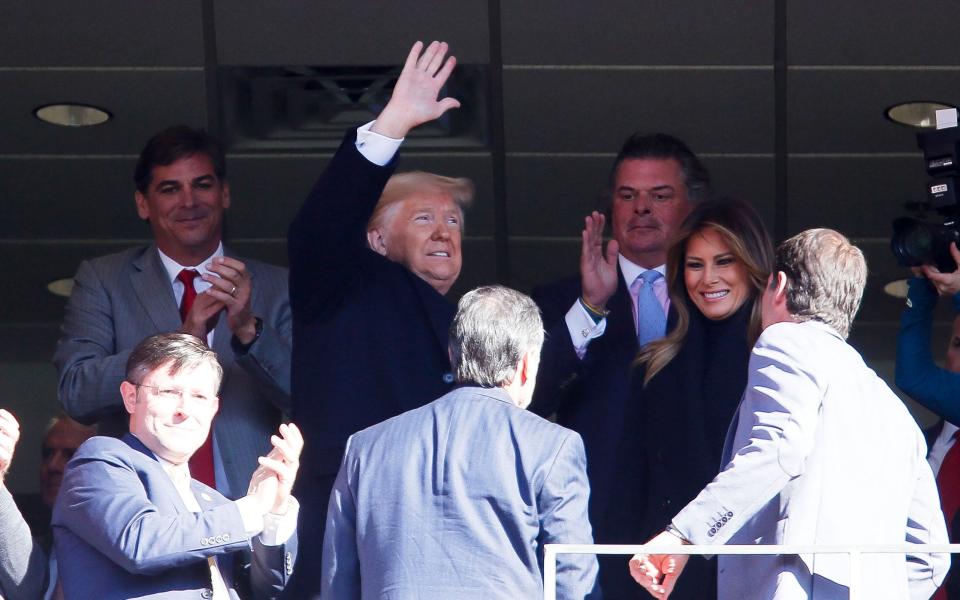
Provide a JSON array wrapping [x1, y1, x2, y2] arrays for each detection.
[[409, 273, 455, 361], [130, 245, 182, 333], [605, 270, 640, 352]]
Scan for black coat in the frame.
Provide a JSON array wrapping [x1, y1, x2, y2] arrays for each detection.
[[286, 129, 456, 597]]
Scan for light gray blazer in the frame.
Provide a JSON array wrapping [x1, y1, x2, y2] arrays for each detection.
[[52, 244, 292, 498], [321, 386, 599, 600], [673, 320, 949, 600]]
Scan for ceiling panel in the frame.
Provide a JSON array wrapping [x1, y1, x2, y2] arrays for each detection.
[[502, 68, 774, 153], [0, 158, 139, 239], [505, 156, 776, 237], [787, 156, 928, 239], [788, 1, 960, 65], [787, 69, 960, 153], [0, 1, 204, 67], [228, 152, 495, 238], [0, 70, 207, 154], [502, 0, 773, 65], [215, 1, 489, 66]]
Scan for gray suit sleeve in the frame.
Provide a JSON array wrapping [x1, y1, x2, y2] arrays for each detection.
[[233, 265, 293, 405], [537, 432, 600, 600], [672, 331, 821, 544], [52, 259, 130, 424], [0, 485, 47, 600], [321, 436, 361, 599], [905, 436, 950, 600]]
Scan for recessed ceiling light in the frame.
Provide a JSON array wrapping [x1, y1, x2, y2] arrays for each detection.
[[34, 103, 111, 127], [885, 101, 957, 129], [47, 278, 75, 298], [883, 279, 910, 299]]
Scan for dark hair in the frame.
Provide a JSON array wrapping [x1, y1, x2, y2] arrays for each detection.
[[125, 332, 223, 390], [134, 126, 226, 193], [635, 197, 774, 383], [601, 132, 712, 212]]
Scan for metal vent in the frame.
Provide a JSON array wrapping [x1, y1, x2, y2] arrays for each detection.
[[220, 64, 489, 152]]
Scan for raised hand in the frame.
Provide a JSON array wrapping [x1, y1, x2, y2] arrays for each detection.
[[628, 530, 689, 599], [246, 423, 303, 515], [0, 409, 19, 479], [371, 41, 461, 139], [580, 211, 619, 310]]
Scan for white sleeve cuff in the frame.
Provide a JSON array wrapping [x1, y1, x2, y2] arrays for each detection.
[[355, 120, 404, 166], [233, 495, 265, 537], [259, 497, 300, 546], [565, 301, 607, 359]]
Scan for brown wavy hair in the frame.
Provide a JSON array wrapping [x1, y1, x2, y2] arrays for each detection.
[[635, 197, 774, 384]]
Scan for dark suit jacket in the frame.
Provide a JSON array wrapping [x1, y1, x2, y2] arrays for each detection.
[[322, 386, 599, 599], [286, 129, 455, 597], [531, 270, 676, 527], [53, 245, 292, 498], [52, 434, 295, 600]]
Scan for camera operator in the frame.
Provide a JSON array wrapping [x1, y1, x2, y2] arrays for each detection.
[[896, 241, 960, 600]]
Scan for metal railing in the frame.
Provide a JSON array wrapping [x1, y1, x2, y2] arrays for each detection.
[[543, 543, 960, 600]]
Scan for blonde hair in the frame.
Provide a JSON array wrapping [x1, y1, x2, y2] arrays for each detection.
[[367, 171, 474, 233], [775, 228, 866, 339], [636, 198, 774, 384]]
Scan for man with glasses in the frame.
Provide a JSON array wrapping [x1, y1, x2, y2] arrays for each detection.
[[52, 333, 301, 599]]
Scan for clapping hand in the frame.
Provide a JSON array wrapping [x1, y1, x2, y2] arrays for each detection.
[[247, 423, 303, 515]]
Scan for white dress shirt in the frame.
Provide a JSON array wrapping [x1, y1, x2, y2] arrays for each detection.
[[928, 421, 959, 476], [564, 256, 668, 358]]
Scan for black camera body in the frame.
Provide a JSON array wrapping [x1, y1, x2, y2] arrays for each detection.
[[891, 123, 960, 273]]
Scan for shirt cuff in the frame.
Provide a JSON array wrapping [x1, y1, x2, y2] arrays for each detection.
[[565, 301, 607, 359], [260, 497, 300, 546], [233, 495, 265, 537], [355, 120, 404, 166]]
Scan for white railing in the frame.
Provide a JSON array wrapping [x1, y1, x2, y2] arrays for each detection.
[[543, 543, 960, 600]]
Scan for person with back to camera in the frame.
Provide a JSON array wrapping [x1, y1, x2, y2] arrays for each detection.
[[897, 241, 960, 600], [608, 197, 774, 599]]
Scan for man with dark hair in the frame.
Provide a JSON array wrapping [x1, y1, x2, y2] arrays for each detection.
[[630, 229, 949, 600], [321, 286, 598, 599], [53, 125, 292, 501], [53, 332, 301, 599], [529, 132, 709, 596]]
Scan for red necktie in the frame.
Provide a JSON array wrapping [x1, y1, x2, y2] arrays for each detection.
[[177, 269, 217, 489], [934, 431, 960, 600]]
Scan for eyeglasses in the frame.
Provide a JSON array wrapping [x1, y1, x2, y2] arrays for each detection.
[[134, 383, 216, 406]]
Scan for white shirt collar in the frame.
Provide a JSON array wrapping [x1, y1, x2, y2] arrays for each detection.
[[156, 243, 225, 285], [618, 254, 666, 286]]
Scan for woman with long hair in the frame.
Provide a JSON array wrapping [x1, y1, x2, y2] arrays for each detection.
[[607, 197, 774, 599]]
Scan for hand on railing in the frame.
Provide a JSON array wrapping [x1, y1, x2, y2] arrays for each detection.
[[628, 530, 689, 599]]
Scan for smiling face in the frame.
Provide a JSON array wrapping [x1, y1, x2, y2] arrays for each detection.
[[121, 361, 220, 465], [610, 158, 693, 268], [684, 227, 752, 321], [368, 191, 463, 295], [134, 153, 230, 266]]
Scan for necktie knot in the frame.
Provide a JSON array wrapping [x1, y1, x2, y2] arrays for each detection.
[[640, 270, 662, 286], [177, 268, 199, 287]]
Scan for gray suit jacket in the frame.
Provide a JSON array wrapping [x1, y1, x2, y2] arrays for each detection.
[[673, 320, 949, 600], [0, 485, 46, 600], [321, 386, 599, 600], [53, 434, 295, 600], [53, 244, 292, 498]]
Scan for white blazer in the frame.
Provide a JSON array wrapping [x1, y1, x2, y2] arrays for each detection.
[[673, 320, 949, 600]]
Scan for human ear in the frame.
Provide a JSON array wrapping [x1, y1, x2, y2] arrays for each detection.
[[366, 228, 388, 256], [120, 381, 139, 415]]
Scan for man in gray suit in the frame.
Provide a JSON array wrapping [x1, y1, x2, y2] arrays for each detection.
[[629, 229, 950, 600], [321, 285, 599, 599], [53, 126, 292, 499]]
